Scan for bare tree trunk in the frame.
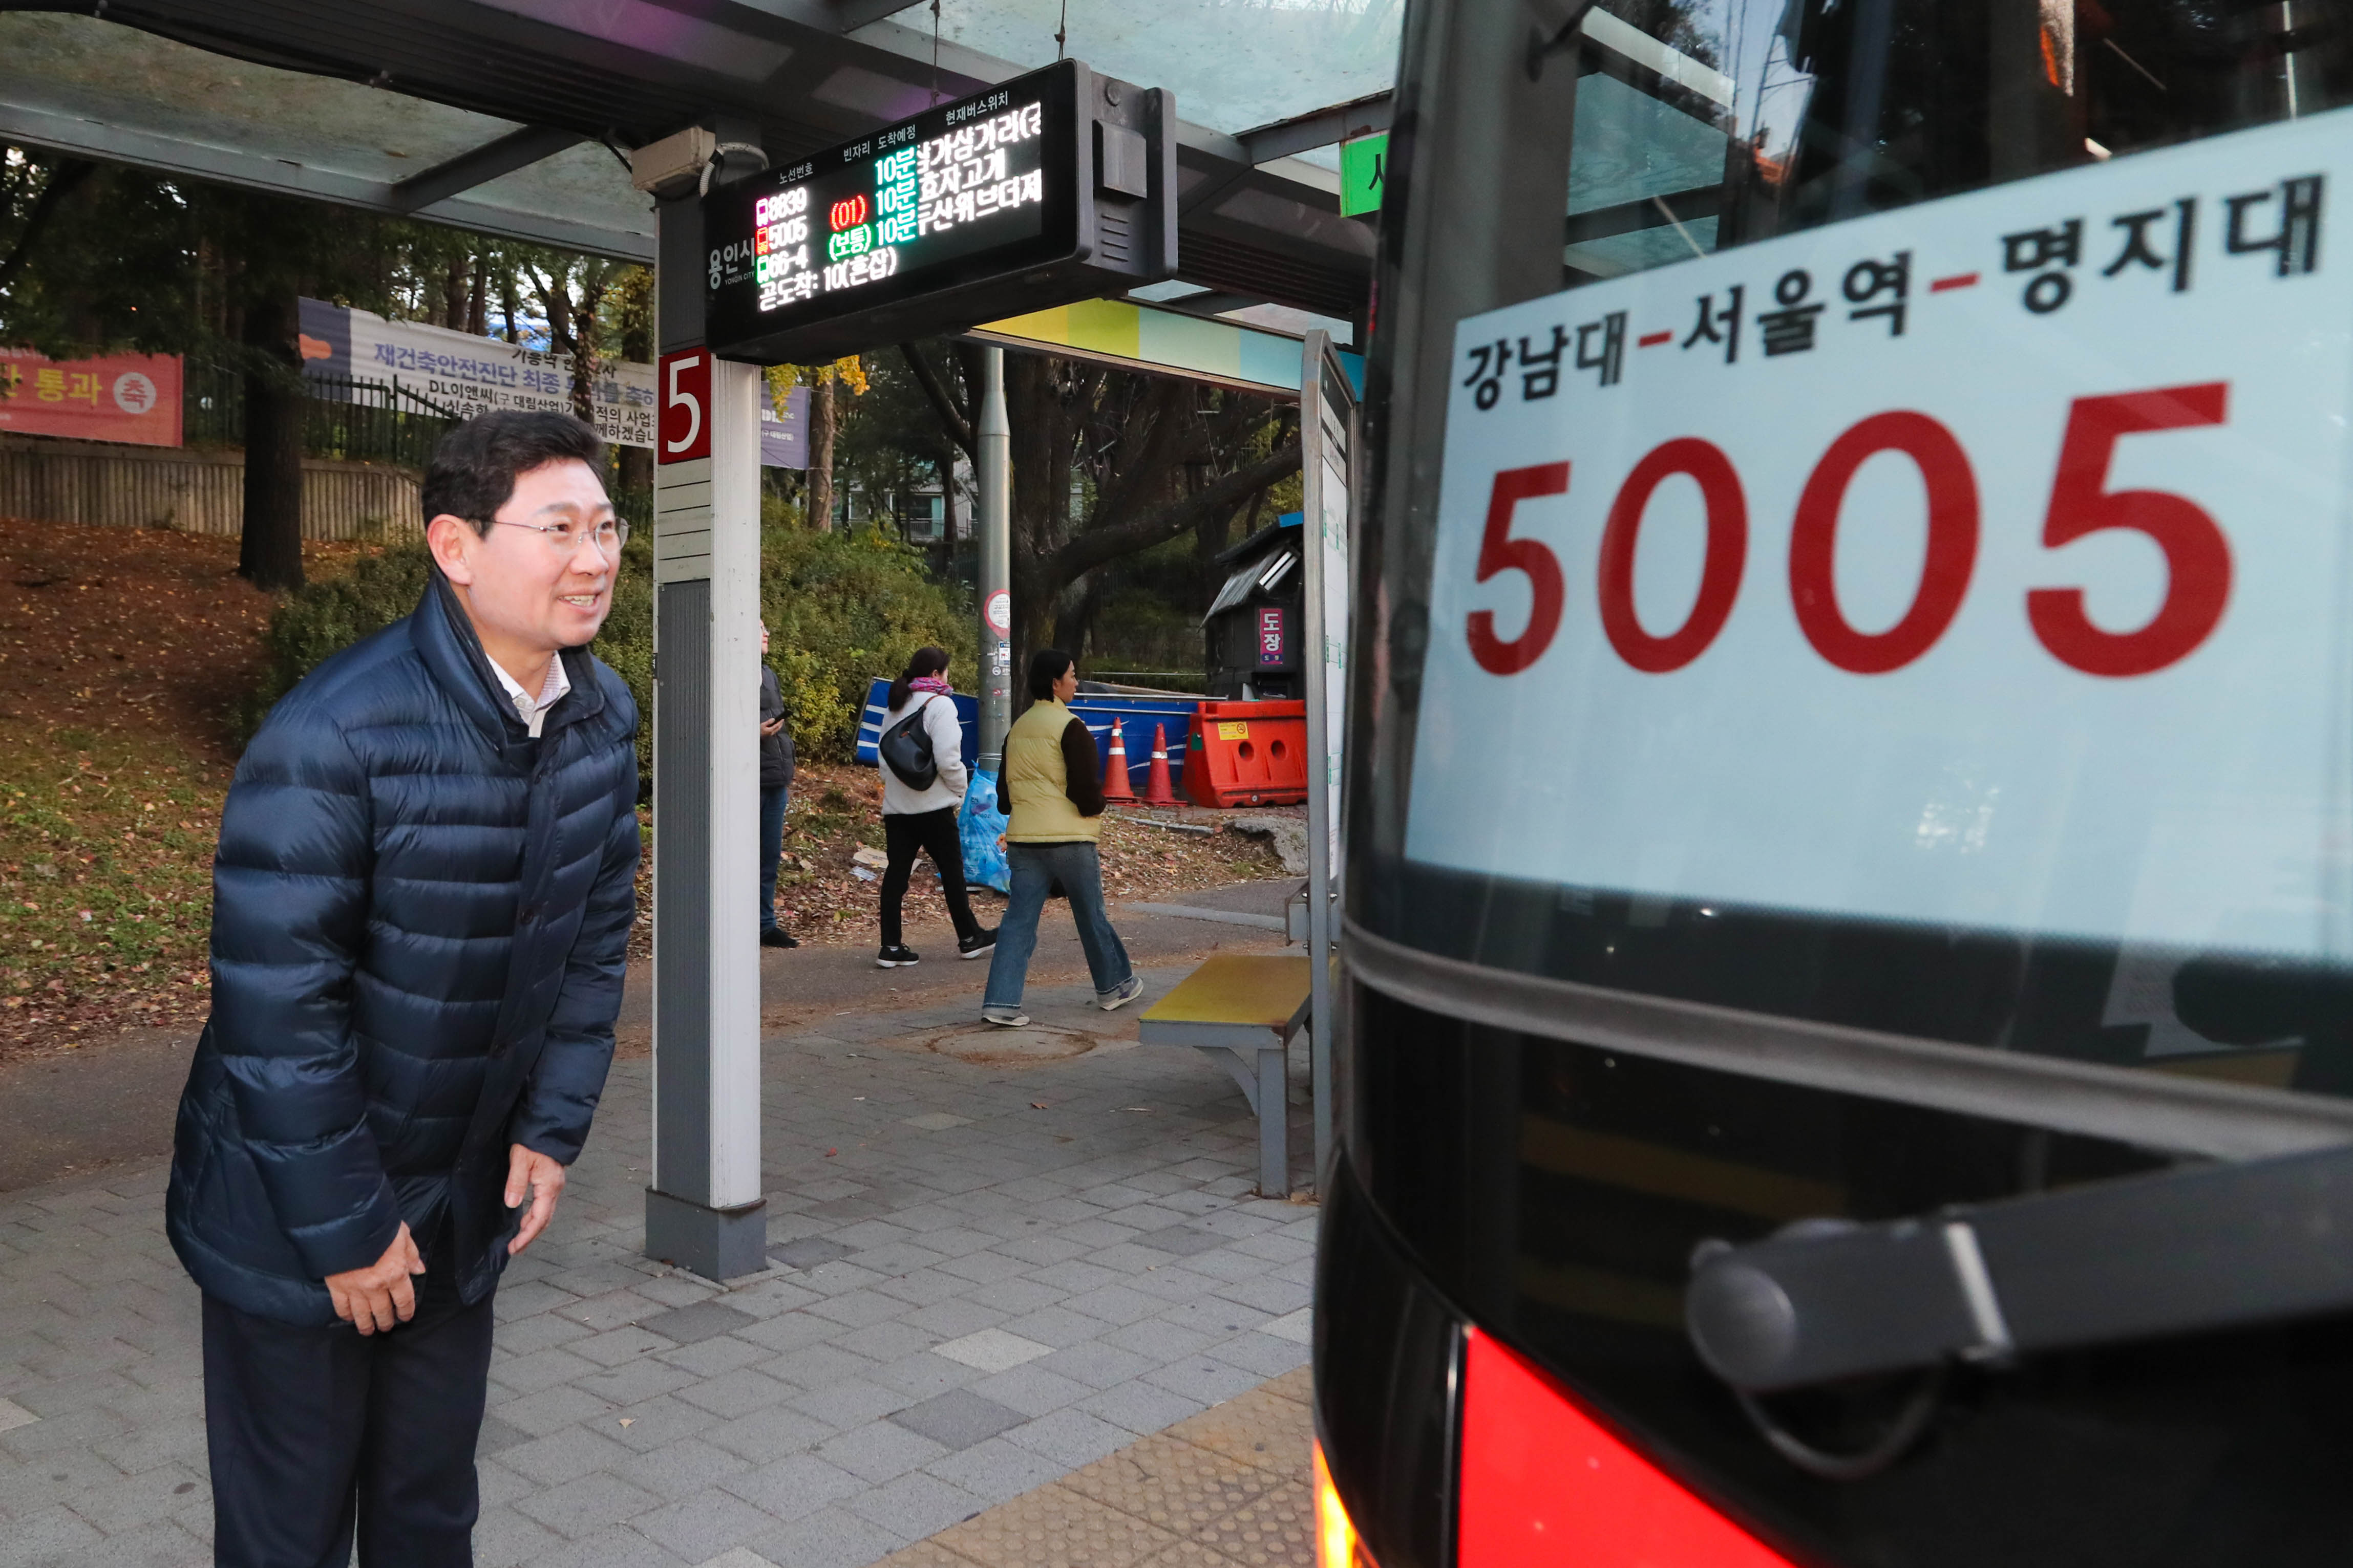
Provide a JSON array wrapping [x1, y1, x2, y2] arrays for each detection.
[[238, 286, 306, 592], [808, 375, 837, 532], [499, 271, 522, 343], [617, 267, 654, 495], [569, 270, 610, 425], [465, 254, 488, 337], [535, 268, 574, 354]]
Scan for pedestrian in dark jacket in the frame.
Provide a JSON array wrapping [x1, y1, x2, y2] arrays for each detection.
[[759, 619, 800, 949], [165, 411, 641, 1567]]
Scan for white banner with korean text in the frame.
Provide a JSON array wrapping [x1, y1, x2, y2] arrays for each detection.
[[1406, 109, 2353, 965], [297, 299, 656, 449]]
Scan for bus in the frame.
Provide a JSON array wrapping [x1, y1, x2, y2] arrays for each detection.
[[1314, 0, 2353, 1562]]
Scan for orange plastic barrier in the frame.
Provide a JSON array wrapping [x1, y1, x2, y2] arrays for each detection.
[[1184, 700, 1309, 808]]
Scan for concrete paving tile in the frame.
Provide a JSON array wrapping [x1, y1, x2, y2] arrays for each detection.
[[638, 1321, 762, 1380], [493, 1383, 620, 1437], [502, 1423, 637, 1486], [1065, 1283, 1171, 1327], [1211, 1276, 1310, 1316], [576, 1356, 703, 1407], [473, 1501, 567, 1567], [964, 1363, 1093, 1421], [512, 1470, 662, 1539], [628, 1485, 778, 1561], [569, 1326, 678, 1369], [1156, 1299, 1270, 1339], [704, 1403, 838, 1464], [869, 1269, 976, 1310], [759, 1342, 878, 1392], [886, 1389, 1026, 1452], [494, 1346, 603, 1395], [719, 1450, 865, 1521], [916, 1431, 1071, 1506], [929, 1251, 1029, 1287], [869, 1352, 981, 1403], [959, 1276, 1064, 1315], [602, 1394, 714, 1454], [768, 1237, 854, 1271], [815, 1419, 949, 1484], [557, 1288, 670, 1333], [930, 1328, 1049, 1375], [1097, 1319, 1216, 1364], [496, 1311, 599, 1358], [640, 1275, 726, 1308], [533, 1521, 695, 1567], [789, 1378, 913, 1428], [994, 1305, 1107, 1350], [1002, 1407, 1136, 1471], [843, 1469, 989, 1538], [828, 1320, 941, 1364], [1036, 1339, 1158, 1391], [642, 1301, 761, 1346], [743, 1503, 909, 1568], [675, 1368, 796, 1420], [735, 1312, 843, 1358], [49, 1516, 203, 1568]]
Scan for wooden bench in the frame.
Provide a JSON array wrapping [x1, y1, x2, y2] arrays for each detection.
[[1137, 952, 1311, 1197]]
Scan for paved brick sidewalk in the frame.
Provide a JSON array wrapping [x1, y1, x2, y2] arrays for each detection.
[[871, 1365, 1315, 1568], [0, 961, 1318, 1568]]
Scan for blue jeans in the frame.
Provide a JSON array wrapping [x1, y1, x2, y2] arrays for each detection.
[[984, 841, 1133, 1009], [759, 785, 789, 932]]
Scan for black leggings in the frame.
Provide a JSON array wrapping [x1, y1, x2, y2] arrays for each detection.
[[881, 806, 978, 947]]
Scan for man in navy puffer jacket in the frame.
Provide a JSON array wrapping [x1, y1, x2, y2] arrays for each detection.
[[167, 411, 641, 1566]]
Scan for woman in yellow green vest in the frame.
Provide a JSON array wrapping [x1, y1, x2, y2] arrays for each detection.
[[981, 649, 1144, 1026]]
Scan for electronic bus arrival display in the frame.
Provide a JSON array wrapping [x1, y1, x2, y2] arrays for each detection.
[[1408, 108, 2352, 969], [704, 61, 1176, 365]]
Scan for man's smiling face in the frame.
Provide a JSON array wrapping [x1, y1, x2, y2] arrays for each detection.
[[432, 458, 616, 664]]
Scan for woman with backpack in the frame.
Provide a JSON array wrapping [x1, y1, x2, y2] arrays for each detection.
[[875, 646, 994, 968]]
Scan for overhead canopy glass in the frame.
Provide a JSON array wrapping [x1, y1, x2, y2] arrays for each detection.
[[854, 0, 1407, 140]]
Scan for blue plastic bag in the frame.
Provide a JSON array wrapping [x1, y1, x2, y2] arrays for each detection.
[[959, 767, 1010, 894]]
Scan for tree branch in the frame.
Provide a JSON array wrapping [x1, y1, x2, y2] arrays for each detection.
[[898, 341, 974, 459], [1047, 441, 1301, 585], [0, 159, 94, 301]]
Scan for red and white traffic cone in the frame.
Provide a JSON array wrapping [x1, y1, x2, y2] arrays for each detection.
[[1143, 723, 1178, 805], [1101, 721, 1137, 802]]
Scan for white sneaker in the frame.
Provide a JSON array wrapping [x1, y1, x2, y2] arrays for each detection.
[[1098, 975, 1144, 1012], [981, 1006, 1030, 1027]]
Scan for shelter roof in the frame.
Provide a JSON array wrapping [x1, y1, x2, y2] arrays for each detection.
[[0, 0, 1404, 325]]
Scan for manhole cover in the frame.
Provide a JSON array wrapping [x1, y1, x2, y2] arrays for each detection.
[[930, 1025, 1095, 1065]]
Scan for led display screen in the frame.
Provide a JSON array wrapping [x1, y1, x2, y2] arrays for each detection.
[[706, 63, 1083, 360]]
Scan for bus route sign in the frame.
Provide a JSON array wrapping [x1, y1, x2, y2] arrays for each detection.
[[1406, 107, 2353, 967], [704, 60, 1176, 366]]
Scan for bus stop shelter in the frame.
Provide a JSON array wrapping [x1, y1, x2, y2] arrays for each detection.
[[0, 0, 1722, 1279]]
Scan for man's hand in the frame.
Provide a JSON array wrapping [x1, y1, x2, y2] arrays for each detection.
[[760, 718, 785, 737], [325, 1223, 425, 1336], [505, 1143, 567, 1256]]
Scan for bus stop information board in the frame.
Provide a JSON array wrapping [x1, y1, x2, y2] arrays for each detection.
[[1406, 108, 2353, 968], [705, 61, 1174, 366]]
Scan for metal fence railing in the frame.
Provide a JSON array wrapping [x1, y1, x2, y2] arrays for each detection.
[[184, 362, 461, 471]]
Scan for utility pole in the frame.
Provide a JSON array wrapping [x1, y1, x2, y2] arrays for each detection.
[[977, 345, 1013, 769]]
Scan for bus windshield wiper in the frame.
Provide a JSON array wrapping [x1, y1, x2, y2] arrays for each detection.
[[1687, 1139, 2353, 1394]]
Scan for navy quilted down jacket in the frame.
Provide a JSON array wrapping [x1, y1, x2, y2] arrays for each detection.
[[166, 571, 640, 1325]]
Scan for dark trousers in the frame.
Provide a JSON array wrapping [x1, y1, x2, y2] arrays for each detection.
[[760, 784, 789, 933], [202, 1236, 496, 1567], [880, 806, 979, 948]]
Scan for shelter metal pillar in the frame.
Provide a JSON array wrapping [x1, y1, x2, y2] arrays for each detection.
[[977, 345, 1013, 767], [645, 185, 767, 1280]]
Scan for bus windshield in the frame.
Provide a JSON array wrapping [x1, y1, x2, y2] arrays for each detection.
[[1353, 0, 2353, 1103]]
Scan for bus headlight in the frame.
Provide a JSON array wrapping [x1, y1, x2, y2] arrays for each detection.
[[1314, 1437, 1376, 1568]]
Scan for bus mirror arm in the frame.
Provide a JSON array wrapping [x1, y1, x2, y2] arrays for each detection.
[[1686, 1137, 2353, 1396]]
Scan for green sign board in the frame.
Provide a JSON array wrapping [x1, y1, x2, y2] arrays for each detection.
[[1340, 131, 1388, 218]]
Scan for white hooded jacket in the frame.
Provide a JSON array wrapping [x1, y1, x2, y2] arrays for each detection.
[[880, 692, 970, 815]]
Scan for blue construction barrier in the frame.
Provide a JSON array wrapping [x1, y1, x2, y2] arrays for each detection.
[[855, 678, 1199, 796]]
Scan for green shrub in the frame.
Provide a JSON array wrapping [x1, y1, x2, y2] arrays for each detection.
[[245, 502, 970, 771]]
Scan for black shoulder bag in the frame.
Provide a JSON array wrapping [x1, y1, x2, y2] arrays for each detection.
[[879, 696, 939, 790]]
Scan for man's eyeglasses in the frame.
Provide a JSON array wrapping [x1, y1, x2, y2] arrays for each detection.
[[491, 517, 630, 557]]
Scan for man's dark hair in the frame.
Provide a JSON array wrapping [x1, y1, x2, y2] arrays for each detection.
[[421, 411, 606, 535], [1027, 648, 1075, 700]]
